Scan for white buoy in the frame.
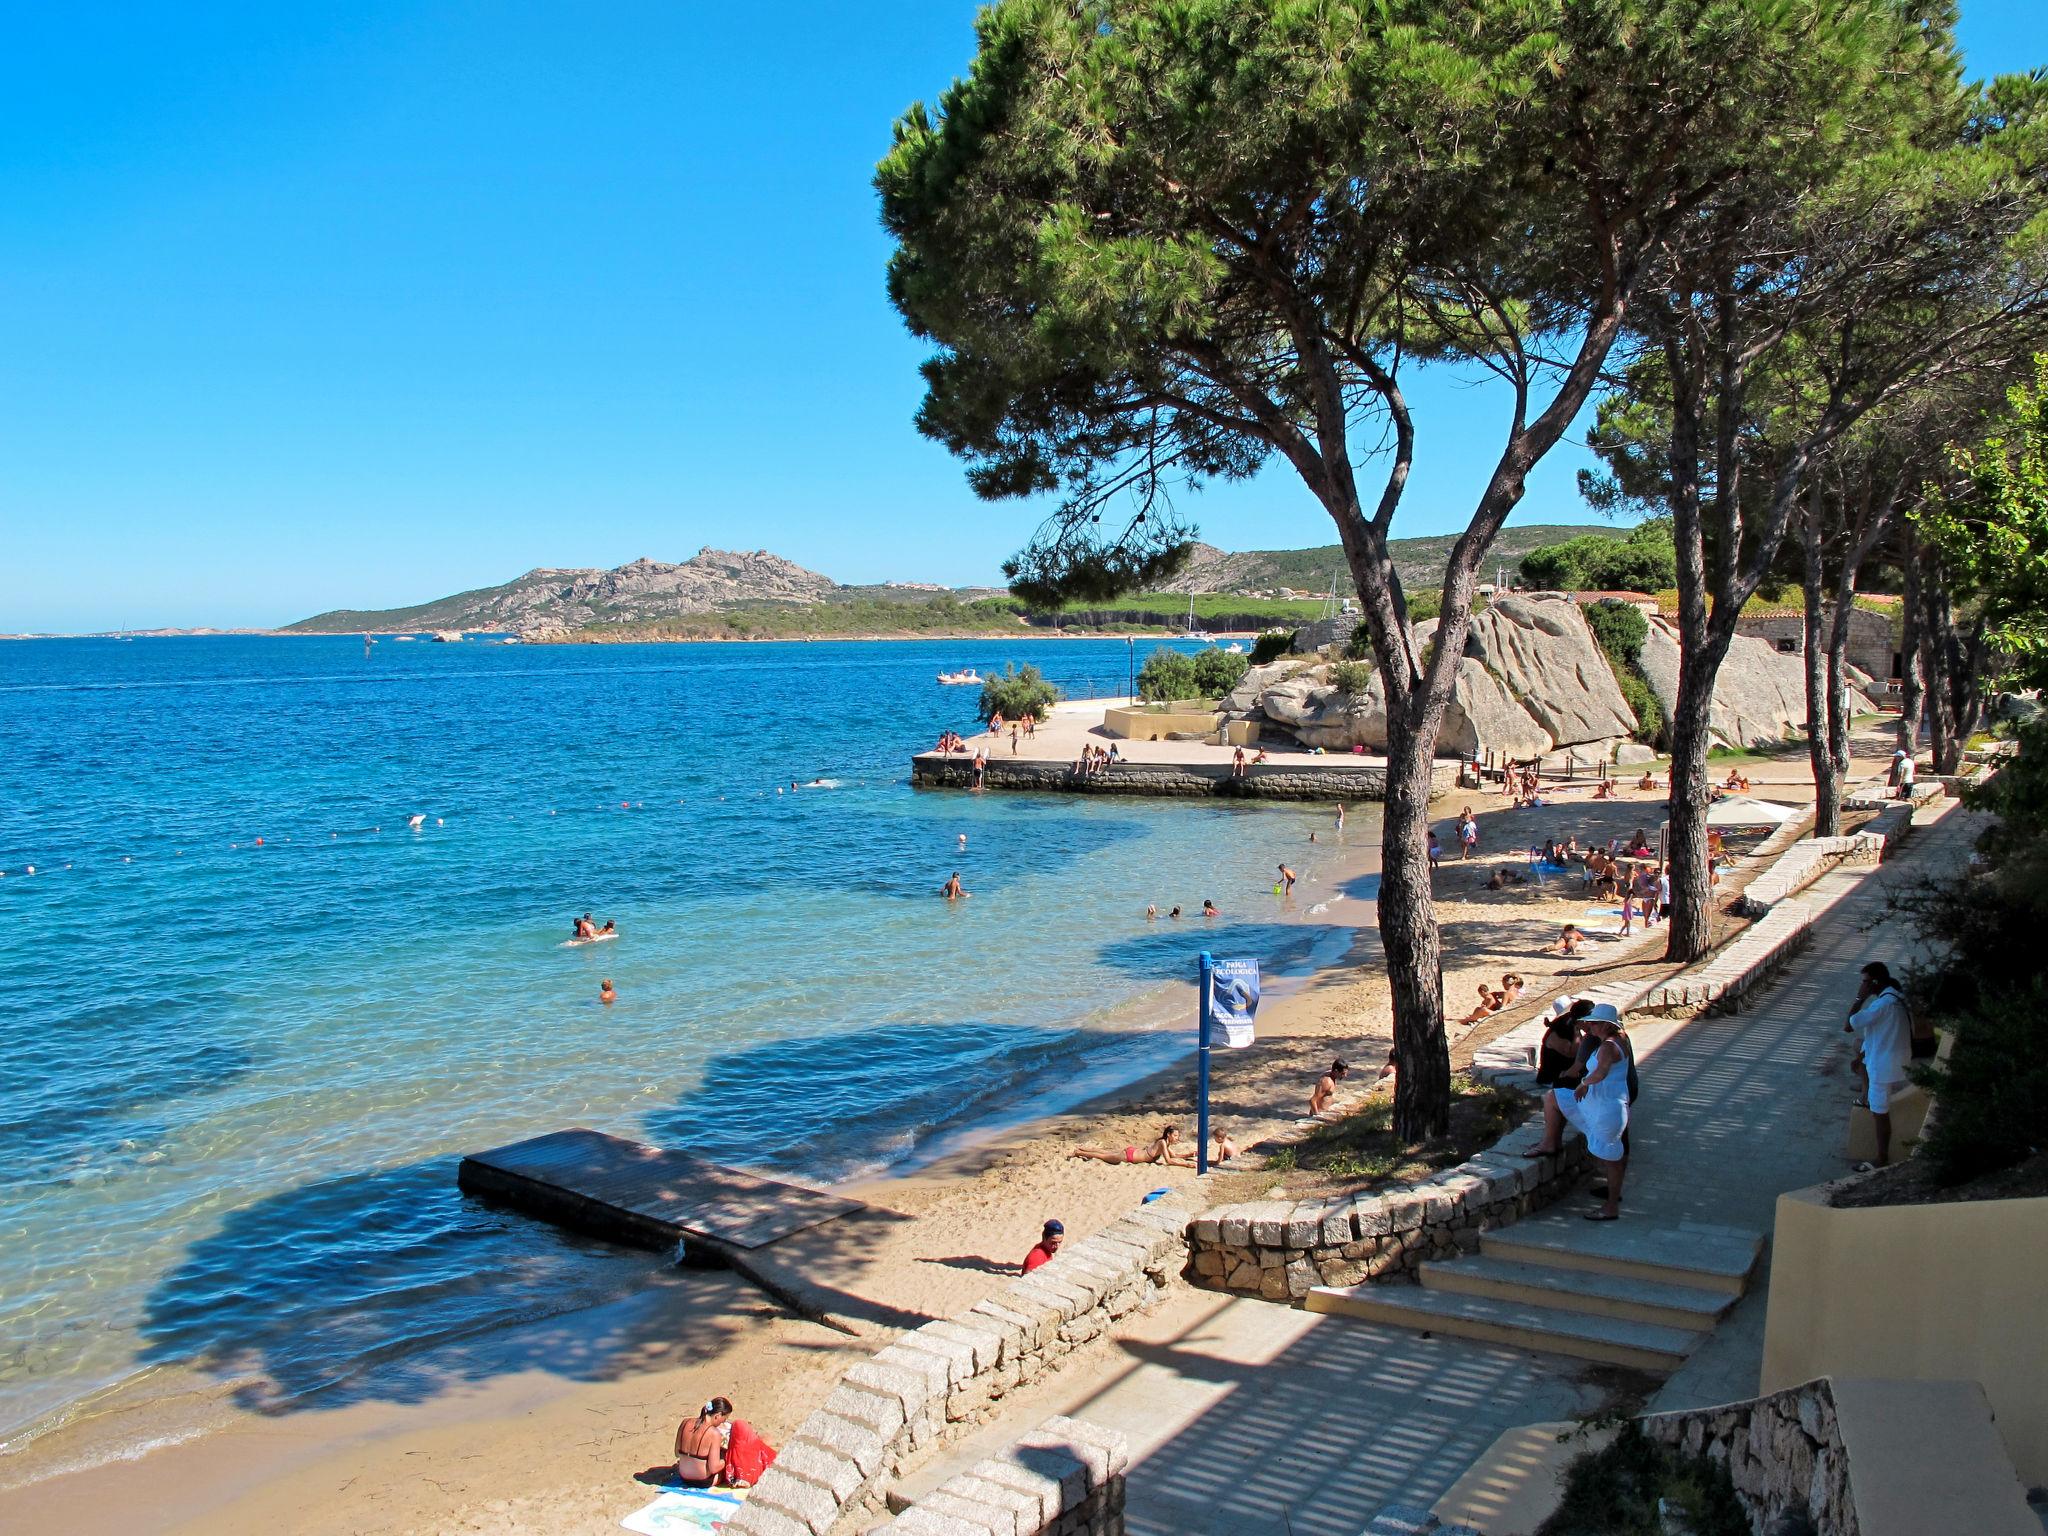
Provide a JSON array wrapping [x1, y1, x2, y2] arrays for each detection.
[[408, 814, 426, 829], [436, 817, 443, 826]]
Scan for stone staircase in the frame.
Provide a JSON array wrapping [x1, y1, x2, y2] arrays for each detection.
[[1304, 1211, 1763, 1376]]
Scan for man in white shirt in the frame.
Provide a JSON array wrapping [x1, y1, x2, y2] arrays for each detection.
[[1844, 960, 1914, 1165]]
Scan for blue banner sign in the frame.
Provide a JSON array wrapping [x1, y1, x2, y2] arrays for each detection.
[[1208, 958, 1261, 1048]]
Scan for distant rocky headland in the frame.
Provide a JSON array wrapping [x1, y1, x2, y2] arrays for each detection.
[[281, 526, 1625, 643]]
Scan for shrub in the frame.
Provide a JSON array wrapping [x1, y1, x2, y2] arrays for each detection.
[[1135, 649, 1199, 702], [1330, 660, 1375, 696], [1137, 646, 1246, 701], [1248, 629, 1294, 665], [1582, 598, 1648, 662], [1583, 600, 1660, 744], [1884, 715, 2048, 1186], [978, 663, 1059, 721], [1190, 646, 1250, 696], [1535, 1422, 1747, 1536], [1912, 977, 2048, 1186], [1519, 519, 1676, 593]]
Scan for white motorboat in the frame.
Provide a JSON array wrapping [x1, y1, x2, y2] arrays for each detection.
[[937, 669, 984, 686]]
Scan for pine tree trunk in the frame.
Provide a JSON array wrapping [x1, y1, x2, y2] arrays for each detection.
[[1899, 532, 1924, 757], [1663, 636, 1725, 963], [1378, 721, 1449, 1141], [1800, 508, 1840, 836]]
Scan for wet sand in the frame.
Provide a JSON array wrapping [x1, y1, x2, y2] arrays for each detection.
[[0, 760, 1831, 1536]]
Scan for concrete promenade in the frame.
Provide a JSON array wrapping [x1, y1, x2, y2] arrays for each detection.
[[888, 796, 1975, 1535]]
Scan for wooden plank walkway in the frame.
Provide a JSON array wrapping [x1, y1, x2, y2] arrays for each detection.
[[457, 1126, 865, 1251]]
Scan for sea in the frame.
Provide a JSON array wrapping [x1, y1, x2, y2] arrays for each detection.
[[0, 634, 1371, 1461]]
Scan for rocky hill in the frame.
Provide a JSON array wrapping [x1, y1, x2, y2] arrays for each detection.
[[1156, 525, 1625, 597], [284, 549, 839, 636]]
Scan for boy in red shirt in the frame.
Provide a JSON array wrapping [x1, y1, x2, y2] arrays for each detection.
[[1022, 1219, 1064, 1273]]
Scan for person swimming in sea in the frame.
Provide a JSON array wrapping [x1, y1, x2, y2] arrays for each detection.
[[941, 872, 969, 900], [600, 978, 616, 1004], [1201, 899, 1219, 918]]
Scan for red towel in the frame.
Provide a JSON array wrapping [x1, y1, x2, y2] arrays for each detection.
[[725, 1419, 777, 1486]]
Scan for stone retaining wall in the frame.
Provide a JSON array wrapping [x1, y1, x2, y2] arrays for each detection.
[[1186, 1117, 1588, 1298], [1632, 900, 1814, 1014], [1641, 1378, 1859, 1536], [723, 1200, 1188, 1536], [908, 754, 1459, 802], [873, 1415, 1126, 1536]]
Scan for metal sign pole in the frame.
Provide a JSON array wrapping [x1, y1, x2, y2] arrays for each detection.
[[1197, 951, 1214, 1175]]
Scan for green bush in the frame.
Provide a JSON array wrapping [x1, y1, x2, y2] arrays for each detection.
[[1136, 649, 1199, 702], [977, 663, 1059, 721], [1582, 598, 1648, 662], [1191, 646, 1249, 696], [1519, 519, 1676, 593], [1885, 715, 2048, 1186], [1582, 600, 1660, 744], [1137, 646, 1247, 701], [1536, 1422, 1747, 1536], [1912, 976, 2048, 1186], [1330, 660, 1375, 696], [1248, 630, 1294, 665]]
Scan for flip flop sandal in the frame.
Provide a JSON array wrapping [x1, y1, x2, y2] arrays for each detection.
[[1583, 1209, 1620, 1221]]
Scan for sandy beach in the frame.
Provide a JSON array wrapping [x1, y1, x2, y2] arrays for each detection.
[[0, 748, 1840, 1536]]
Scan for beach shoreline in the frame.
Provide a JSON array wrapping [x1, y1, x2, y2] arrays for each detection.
[[0, 765, 1801, 1536], [0, 812, 1393, 1536]]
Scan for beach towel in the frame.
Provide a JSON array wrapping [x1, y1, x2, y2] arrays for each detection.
[[1581, 908, 1625, 919], [622, 1487, 748, 1535]]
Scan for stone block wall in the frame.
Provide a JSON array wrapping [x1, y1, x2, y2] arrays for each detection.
[[1185, 1116, 1587, 1297], [908, 754, 1458, 803], [872, 1415, 1126, 1536], [722, 1200, 1187, 1536], [1640, 1378, 1858, 1536]]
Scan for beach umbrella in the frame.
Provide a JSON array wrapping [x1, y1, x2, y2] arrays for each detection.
[[1706, 796, 1797, 827]]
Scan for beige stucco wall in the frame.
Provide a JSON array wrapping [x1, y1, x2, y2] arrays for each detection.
[[1101, 705, 1221, 741], [1761, 1185, 2048, 1484]]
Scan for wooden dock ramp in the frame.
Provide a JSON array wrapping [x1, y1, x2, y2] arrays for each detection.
[[457, 1126, 866, 1251]]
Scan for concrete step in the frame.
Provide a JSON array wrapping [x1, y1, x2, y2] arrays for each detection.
[[1305, 1283, 1700, 1374], [1479, 1217, 1763, 1295], [1419, 1253, 1739, 1333]]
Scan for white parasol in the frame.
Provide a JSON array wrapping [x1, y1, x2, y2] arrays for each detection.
[[1706, 795, 1798, 827]]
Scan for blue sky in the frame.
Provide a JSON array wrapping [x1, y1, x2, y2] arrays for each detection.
[[2, 3, 2039, 632]]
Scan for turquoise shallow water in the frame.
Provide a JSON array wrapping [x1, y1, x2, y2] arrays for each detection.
[[0, 635, 1365, 1447]]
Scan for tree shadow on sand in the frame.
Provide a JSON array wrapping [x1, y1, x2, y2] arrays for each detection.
[[136, 1157, 775, 1417]]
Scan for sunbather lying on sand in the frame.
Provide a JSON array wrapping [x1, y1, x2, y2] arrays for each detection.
[[1071, 1126, 1191, 1166]]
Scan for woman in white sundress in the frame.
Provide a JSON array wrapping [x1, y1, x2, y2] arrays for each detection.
[[1523, 1011, 1630, 1220]]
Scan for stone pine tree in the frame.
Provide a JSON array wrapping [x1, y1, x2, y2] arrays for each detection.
[[1916, 352, 2048, 727], [1585, 64, 2048, 960], [1793, 383, 1983, 834], [878, 0, 1958, 1138]]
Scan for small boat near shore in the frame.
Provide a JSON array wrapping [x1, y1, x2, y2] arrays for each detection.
[[937, 668, 983, 686]]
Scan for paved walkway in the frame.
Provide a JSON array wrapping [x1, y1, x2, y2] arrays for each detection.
[[896, 798, 1976, 1535]]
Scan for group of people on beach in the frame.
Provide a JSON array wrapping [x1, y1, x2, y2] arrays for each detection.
[[1069, 1121, 1236, 1168], [1072, 742, 1119, 776]]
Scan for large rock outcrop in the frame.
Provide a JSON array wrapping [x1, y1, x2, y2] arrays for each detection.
[[1636, 618, 1875, 748], [1242, 593, 1635, 760]]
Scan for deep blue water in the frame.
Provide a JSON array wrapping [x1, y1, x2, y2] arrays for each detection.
[[0, 634, 1362, 1445]]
